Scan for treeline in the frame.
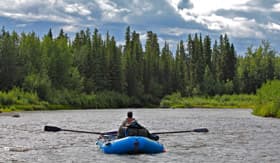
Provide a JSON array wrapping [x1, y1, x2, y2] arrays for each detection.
[[0, 26, 279, 108]]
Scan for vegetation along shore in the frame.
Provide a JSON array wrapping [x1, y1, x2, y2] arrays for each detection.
[[0, 27, 279, 118]]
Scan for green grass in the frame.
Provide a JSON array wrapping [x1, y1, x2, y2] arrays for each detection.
[[252, 80, 280, 118], [0, 88, 135, 112], [0, 88, 49, 112], [160, 92, 257, 109]]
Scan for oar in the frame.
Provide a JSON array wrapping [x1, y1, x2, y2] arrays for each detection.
[[151, 128, 209, 135], [44, 126, 117, 135], [44, 126, 208, 135]]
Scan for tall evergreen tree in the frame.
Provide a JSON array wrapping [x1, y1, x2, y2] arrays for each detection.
[[160, 41, 173, 95], [0, 29, 21, 90], [144, 31, 161, 97], [203, 35, 212, 72]]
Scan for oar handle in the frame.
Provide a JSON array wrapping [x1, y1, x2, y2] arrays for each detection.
[[62, 129, 102, 134], [44, 126, 112, 135]]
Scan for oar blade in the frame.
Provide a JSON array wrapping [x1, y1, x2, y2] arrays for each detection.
[[44, 126, 62, 132], [193, 128, 209, 132]]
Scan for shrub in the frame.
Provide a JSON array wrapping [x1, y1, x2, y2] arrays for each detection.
[[253, 80, 280, 118]]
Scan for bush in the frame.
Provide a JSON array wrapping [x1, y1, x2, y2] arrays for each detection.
[[0, 87, 48, 111], [160, 93, 256, 108], [253, 80, 280, 118], [45, 89, 132, 108], [160, 92, 182, 108]]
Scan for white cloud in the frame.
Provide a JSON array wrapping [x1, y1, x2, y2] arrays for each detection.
[[167, 0, 268, 39], [0, 0, 82, 24], [0, 11, 78, 24], [265, 22, 280, 31], [0, 0, 280, 53], [169, 0, 251, 15], [273, 3, 280, 12], [160, 27, 200, 36], [62, 25, 80, 33], [65, 3, 91, 16], [95, 0, 130, 22]]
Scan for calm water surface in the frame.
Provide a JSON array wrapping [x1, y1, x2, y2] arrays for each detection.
[[0, 109, 280, 163]]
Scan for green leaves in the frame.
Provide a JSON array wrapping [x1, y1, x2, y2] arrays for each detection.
[[253, 80, 280, 118], [0, 26, 279, 109]]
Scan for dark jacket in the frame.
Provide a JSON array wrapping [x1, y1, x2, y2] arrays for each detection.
[[117, 120, 150, 138]]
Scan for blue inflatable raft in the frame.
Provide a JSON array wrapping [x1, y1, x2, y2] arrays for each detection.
[[96, 136, 165, 154]]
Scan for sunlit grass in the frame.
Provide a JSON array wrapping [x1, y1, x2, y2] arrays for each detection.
[[160, 92, 257, 109], [252, 80, 280, 118]]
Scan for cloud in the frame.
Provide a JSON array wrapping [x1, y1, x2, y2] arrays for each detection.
[[62, 24, 80, 33], [273, 2, 280, 12], [16, 23, 27, 28], [0, 11, 79, 24], [65, 3, 91, 16], [160, 27, 201, 36], [264, 22, 280, 31], [178, 0, 193, 9], [0, 0, 280, 54], [0, 0, 82, 24], [168, 0, 280, 40], [94, 0, 130, 22]]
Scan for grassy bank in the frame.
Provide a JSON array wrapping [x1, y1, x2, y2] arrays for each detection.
[[2, 81, 280, 120], [252, 80, 280, 118], [160, 80, 280, 119], [0, 88, 48, 112], [1, 88, 258, 112], [0, 88, 135, 112], [160, 92, 257, 109]]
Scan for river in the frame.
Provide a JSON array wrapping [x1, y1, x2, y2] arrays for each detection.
[[0, 109, 280, 162]]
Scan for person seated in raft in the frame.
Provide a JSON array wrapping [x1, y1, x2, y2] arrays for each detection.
[[117, 111, 159, 141]]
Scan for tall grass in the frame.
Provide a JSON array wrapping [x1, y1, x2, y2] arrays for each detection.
[[160, 92, 257, 109], [45, 90, 133, 108], [253, 80, 280, 118], [0, 88, 134, 111], [0, 87, 48, 111]]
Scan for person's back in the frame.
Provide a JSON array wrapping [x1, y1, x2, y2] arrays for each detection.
[[120, 111, 135, 128], [117, 112, 150, 138]]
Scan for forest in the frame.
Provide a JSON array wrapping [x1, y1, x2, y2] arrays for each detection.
[[0, 26, 279, 111]]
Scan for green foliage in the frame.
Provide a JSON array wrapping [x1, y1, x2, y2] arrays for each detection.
[[238, 41, 277, 93], [256, 80, 280, 103], [0, 26, 279, 111], [160, 92, 186, 108], [253, 102, 280, 118], [160, 93, 256, 108], [253, 80, 280, 118], [0, 88, 40, 105], [45, 90, 132, 108], [0, 29, 22, 90], [22, 73, 52, 100], [0, 87, 48, 111]]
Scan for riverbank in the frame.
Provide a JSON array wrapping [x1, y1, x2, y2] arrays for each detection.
[[160, 93, 257, 109], [1, 83, 280, 119], [1, 93, 257, 112]]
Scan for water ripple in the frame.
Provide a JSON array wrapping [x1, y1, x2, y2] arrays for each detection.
[[0, 109, 280, 162]]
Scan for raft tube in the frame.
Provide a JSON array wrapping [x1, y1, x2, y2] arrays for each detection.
[[96, 136, 165, 154]]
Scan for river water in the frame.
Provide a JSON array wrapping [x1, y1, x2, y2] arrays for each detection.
[[0, 109, 280, 163]]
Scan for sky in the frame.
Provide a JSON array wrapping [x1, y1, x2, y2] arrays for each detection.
[[0, 0, 280, 55]]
